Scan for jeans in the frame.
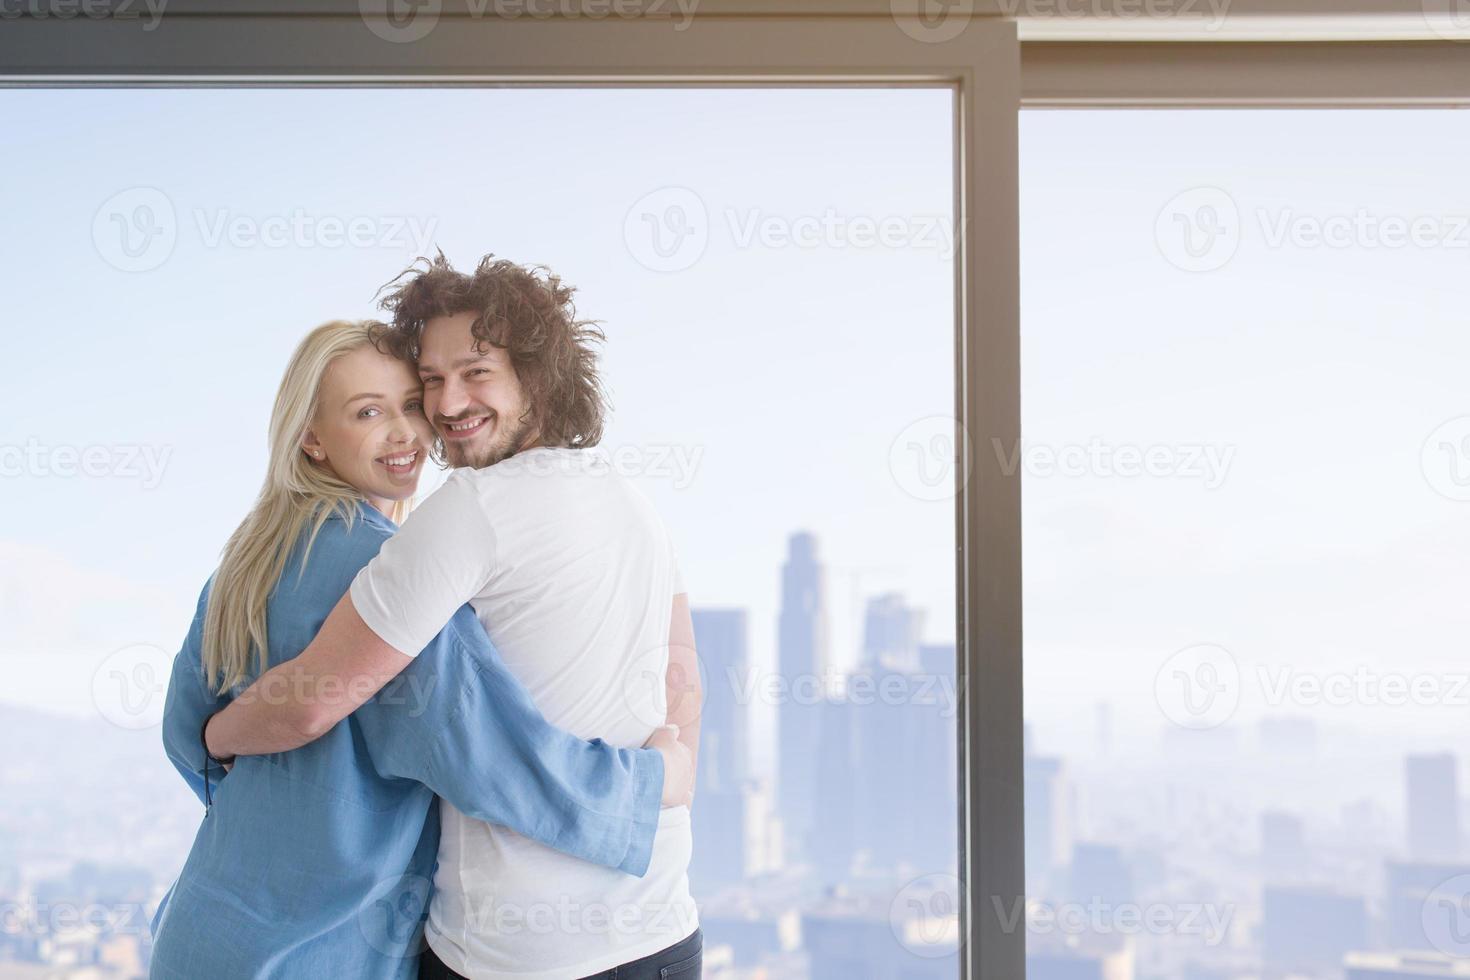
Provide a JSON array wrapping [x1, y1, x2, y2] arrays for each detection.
[[419, 928, 702, 980]]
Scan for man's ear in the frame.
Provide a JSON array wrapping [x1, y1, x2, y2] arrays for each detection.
[[301, 429, 325, 462]]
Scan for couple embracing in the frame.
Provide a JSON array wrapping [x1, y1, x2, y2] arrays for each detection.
[[149, 254, 702, 980]]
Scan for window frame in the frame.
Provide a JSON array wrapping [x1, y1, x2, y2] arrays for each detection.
[[7, 3, 1463, 976], [0, 10, 1024, 979]]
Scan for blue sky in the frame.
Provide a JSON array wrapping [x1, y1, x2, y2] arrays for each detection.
[[4, 90, 1470, 763], [0, 89, 956, 761]]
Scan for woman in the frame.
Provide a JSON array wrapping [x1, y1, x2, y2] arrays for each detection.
[[151, 320, 686, 979]]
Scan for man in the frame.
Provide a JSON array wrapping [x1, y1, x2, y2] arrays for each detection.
[[206, 254, 702, 980]]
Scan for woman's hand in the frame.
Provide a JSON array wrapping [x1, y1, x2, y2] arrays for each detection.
[[645, 724, 693, 808]]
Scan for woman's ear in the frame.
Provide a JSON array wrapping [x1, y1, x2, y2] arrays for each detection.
[[301, 429, 325, 462]]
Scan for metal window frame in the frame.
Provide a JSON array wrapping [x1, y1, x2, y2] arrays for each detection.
[[0, 10, 1024, 978], [7, 3, 1462, 976]]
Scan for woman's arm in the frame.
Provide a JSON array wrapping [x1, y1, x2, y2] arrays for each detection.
[[352, 605, 689, 876], [162, 586, 231, 804]]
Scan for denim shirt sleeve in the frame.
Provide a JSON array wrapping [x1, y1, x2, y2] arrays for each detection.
[[161, 580, 232, 807], [352, 605, 665, 878]]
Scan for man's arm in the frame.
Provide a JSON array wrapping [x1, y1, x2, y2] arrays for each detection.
[[204, 593, 407, 758], [666, 592, 701, 807], [205, 476, 495, 759]]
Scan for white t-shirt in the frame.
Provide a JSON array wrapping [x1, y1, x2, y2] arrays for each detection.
[[349, 447, 697, 979]]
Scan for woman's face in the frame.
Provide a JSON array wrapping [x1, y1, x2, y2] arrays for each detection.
[[302, 345, 434, 513]]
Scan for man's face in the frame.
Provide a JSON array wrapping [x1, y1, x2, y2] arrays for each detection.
[[417, 311, 534, 469]]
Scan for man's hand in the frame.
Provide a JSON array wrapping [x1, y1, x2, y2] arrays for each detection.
[[645, 724, 693, 808]]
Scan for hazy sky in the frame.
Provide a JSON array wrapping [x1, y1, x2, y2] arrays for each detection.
[[1020, 109, 1470, 753], [0, 88, 956, 740], [4, 91, 1467, 767]]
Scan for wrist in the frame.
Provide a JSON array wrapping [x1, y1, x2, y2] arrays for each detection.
[[202, 714, 235, 767]]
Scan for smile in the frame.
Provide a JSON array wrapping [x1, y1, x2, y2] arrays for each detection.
[[442, 416, 490, 439], [376, 450, 420, 474]]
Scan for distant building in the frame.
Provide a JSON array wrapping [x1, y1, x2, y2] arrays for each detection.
[[804, 888, 957, 980], [777, 531, 829, 861], [1027, 933, 1134, 980], [699, 896, 800, 968], [1068, 843, 1133, 909], [1407, 754, 1461, 861], [811, 695, 861, 886], [917, 642, 954, 680], [1345, 951, 1470, 978], [693, 609, 750, 793], [1260, 810, 1308, 875], [860, 593, 924, 671], [1260, 885, 1367, 976], [690, 609, 787, 895], [1025, 755, 1072, 889], [690, 609, 751, 894], [805, 656, 958, 886], [1384, 861, 1470, 951], [1258, 716, 1318, 757]]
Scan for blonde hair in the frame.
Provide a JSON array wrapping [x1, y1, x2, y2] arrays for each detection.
[[201, 320, 411, 694]]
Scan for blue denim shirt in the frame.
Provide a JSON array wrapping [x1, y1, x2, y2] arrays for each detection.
[[150, 502, 663, 979]]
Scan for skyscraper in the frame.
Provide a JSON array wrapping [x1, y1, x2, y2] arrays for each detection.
[[1261, 885, 1367, 976], [1345, 952, 1470, 978], [689, 609, 754, 894], [1406, 753, 1461, 860], [1025, 754, 1071, 891], [812, 694, 861, 886], [1260, 810, 1308, 875], [777, 531, 829, 860], [692, 609, 749, 793], [860, 592, 924, 670], [1383, 860, 1470, 951], [847, 658, 957, 875]]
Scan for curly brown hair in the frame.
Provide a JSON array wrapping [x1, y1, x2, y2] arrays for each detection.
[[377, 252, 608, 449]]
